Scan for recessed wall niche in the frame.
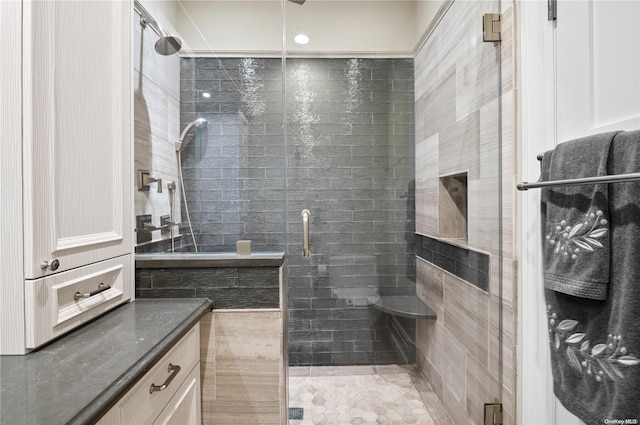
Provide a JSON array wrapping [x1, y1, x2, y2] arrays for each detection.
[[438, 172, 468, 240]]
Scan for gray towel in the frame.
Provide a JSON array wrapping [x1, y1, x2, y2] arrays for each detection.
[[541, 131, 621, 300], [543, 130, 640, 424]]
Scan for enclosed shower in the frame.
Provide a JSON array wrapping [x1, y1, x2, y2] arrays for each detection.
[[133, 0, 511, 423], [178, 56, 417, 365]]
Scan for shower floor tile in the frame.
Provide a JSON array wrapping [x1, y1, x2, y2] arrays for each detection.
[[288, 365, 453, 425]]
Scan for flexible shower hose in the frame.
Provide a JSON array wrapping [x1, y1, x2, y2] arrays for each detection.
[[177, 150, 199, 252]]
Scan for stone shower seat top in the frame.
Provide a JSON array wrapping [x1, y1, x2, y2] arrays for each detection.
[[135, 251, 285, 268], [371, 295, 437, 320]]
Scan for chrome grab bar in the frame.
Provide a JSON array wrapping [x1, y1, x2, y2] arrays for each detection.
[[74, 283, 110, 300], [302, 209, 310, 258]]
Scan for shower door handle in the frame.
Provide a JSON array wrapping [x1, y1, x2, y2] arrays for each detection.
[[302, 209, 310, 258]]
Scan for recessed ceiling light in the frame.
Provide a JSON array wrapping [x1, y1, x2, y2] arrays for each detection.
[[202, 92, 211, 98], [294, 34, 309, 45]]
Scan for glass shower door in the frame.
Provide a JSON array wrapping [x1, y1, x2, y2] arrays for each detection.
[[284, 55, 419, 367], [284, 0, 512, 423]]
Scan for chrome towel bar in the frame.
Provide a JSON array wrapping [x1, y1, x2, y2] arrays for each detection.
[[517, 173, 640, 191], [517, 154, 640, 191]]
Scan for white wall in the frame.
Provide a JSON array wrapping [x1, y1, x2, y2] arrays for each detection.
[[177, 1, 283, 54], [140, 0, 444, 56], [283, 1, 417, 55], [176, 0, 418, 56], [415, 0, 444, 42], [0, 0, 26, 354], [139, 0, 182, 38]]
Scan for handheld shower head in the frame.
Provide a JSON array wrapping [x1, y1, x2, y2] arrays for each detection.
[[175, 118, 208, 151]]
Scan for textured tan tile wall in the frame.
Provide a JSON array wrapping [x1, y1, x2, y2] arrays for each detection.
[[200, 310, 285, 424], [414, 0, 517, 424]]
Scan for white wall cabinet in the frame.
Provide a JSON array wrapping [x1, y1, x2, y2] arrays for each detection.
[[24, 255, 132, 349], [22, 0, 133, 279], [0, 0, 134, 354]]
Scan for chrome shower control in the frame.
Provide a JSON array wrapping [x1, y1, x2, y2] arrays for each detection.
[[41, 259, 60, 271], [138, 170, 163, 193]]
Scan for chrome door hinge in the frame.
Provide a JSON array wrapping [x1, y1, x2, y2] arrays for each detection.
[[548, 0, 557, 21], [483, 13, 501, 42], [484, 403, 503, 425]]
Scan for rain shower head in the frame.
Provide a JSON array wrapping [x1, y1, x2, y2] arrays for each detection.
[[141, 17, 182, 55], [288, 0, 306, 4], [135, 1, 182, 55], [176, 118, 208, 151], [154, 32, 182, 56]]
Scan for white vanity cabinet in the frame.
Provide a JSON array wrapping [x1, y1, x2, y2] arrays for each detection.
[[97, 325, 202, 425], [0, 0, 134, 354], [150, 368, 201, 425]]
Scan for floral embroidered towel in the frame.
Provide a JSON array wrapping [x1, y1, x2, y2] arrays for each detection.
[[544, 130, 640, 424], [541, 131, 622, 300]]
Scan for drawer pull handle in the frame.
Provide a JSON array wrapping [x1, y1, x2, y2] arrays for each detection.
[[149, 364, 181, 394], [74, 283, 110, 300]]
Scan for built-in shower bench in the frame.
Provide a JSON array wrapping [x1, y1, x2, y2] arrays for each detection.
[[371, 295, 437, 320]]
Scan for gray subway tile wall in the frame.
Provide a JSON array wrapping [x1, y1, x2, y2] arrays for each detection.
[[176, 57, 415, 366], [283, 58, 416, 366], [179, 57, 286, 253]]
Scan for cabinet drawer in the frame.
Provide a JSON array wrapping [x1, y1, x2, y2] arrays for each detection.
[[25, 255, 132, 349], [117, 325, 200, 425], [152, 363, 201, 425]]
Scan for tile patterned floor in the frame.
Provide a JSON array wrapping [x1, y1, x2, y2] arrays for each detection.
[[288, 365, 453, 425]]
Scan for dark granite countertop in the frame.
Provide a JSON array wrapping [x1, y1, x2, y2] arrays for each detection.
[[0, 298, 213, 425]]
